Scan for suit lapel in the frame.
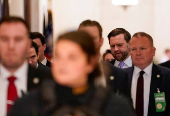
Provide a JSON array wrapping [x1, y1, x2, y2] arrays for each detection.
[[110, 59, 116, 66], [27, 66, 37, 91], [128, 66, 134, 90], [38, 61, 45, 70], [148, 64, 162, 113], [46, 60, 51, 67]]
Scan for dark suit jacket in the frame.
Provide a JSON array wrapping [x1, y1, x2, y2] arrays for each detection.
[[159, 60, 170, 69], [38, 61, 51, 70], [102, 61, 131, 99], [125, 64, 170, 116], [37, 61, 51, 75], [110, 59, 116, 65], [27, 65, 52, 92], [9, 79, 135, 116], [46, 59, 52, 67]]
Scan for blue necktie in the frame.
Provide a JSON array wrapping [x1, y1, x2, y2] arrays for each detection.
[[118, 62, 125, 69]]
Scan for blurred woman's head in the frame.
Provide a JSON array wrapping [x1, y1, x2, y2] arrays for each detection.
[[52, 31, 101, 88]]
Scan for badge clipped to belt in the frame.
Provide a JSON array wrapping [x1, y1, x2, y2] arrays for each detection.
[[154, 88, 166, 112]]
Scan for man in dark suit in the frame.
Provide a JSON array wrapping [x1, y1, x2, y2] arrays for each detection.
[[159, 60, 170, 69], [107, 28, 132, 69], [126, 32, 170, 116], [30, 32, 52, 67], [28, 41, 51, 75], [78, 20, 131, 98], [0, 16, 50, 116]]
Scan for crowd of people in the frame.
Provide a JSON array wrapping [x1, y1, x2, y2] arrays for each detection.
[[0, 16, 170, 116]]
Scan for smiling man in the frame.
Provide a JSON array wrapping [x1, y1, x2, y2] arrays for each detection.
[[108, 28, 132, 69]]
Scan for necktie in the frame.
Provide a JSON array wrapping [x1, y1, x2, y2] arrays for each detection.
[[7, 76, 18, 113], [118, 62, 125, 69], [136, 71, 145, 116]]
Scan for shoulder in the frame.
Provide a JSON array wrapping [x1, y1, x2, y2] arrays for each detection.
[[159, 60, 170, 67], [27, 66, 53, 91], [102, 61, 127, 75], [109, 59, 116, 65], [102, 61, 129, 85], [9, 90, 41, 116], [36, 62, 52, 79], [103, 94, 135, 116], [38, 62, 51, 72], [154, 64, 170, 74], [9, 79, 56, 115], [124, 66, 133, 72], [46, 59, 52, 67], [153, 65, 170, 83]]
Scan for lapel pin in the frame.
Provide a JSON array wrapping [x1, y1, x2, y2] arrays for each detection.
[[157, 75, 160, 78], [110, 76, 114, 80], [33, 77, 39, 84]]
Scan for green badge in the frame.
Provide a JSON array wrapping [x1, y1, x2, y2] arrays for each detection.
[[154, 90, 166, 112]]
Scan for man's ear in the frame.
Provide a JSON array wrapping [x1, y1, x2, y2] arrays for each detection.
[[100, 37, 104, 47], [152, 47, 156, 56], [42, 44, 46, 51]]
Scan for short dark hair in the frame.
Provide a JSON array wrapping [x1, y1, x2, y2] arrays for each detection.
[[31, 41, 39, 55], [78, 19, 103, 38], [132, 32, 154, 46], [107, 28, 131, 44], [0, 16, 30, 36], [103, 49, 112, 60], [30, 32, 45, 45], [56, 31, 101, 83]]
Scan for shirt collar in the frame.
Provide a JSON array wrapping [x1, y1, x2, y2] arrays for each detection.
[[0, 61, 28, 80], [41, 57, 47, 66], [124, 55, 132, 67], [134, 62, 153, 76], [14, 61, 28, 81], [36, 63, 39, 68], [115, 55, 132, 67], [0, 64, 11, 80]]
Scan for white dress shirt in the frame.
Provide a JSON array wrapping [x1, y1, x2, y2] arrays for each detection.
[[41, 57, 47, 66], [131, 63, 153, 116], [114, 55, 132, 68], [0, 61, 28, 116]]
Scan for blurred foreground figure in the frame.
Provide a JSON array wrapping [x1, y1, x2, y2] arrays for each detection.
[[103, 49, 114, 62], [78, 20, 131, 99], [0, 16, 48, 116], [9, 31, 135, 116]]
